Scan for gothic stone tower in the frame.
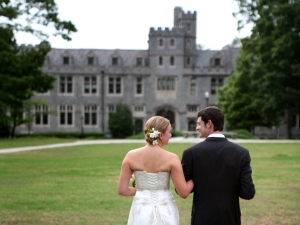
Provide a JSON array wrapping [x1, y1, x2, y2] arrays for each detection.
[[147, 7, 198, 130]]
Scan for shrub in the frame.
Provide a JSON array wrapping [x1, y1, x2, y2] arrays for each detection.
[[108, 102, 134, 138], [227, 129, 259, 139]]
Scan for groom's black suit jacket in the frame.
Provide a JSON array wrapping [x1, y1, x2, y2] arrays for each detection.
[[181, 137, 255, 225]]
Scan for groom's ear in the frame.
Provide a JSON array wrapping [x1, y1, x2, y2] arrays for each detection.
[[207, 120, 213, 129]]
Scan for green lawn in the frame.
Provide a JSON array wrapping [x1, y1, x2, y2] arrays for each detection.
[[0, 137, 77, 149], [0, 142, 299, 225]]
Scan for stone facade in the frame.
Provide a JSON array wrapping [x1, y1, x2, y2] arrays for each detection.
[[16, 7, 248, 136]]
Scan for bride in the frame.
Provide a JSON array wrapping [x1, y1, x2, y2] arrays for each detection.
[[118, 116, 194, 225]]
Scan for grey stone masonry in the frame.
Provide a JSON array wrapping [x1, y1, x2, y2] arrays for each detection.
[[16, 7, 240, 136]]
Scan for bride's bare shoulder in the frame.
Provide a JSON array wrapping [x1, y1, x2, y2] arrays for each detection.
[[126, 146, 146, 155], [164, 150, 179, 157], [165, 151, 180, 163]]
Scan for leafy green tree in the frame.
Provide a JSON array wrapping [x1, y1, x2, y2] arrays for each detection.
[[108, 103, 134, 138], [231, 37, 241, 47], [219, 0, 300, 138], [218, 49, 280, 132], [197, 43, 206, 50], [0, 0, 77, 137]]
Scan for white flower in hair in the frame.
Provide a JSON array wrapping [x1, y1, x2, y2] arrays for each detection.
[[148, 128, 160, 138]]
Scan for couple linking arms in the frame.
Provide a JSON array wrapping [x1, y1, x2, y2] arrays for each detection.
[[118, 106, 255, 225]]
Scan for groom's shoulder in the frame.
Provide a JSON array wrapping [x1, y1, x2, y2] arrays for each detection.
[[184, 141, 205, 152]]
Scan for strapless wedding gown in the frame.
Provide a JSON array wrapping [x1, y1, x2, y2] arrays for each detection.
[[127, 171, 179, 225]]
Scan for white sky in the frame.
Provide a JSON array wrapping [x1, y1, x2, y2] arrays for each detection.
[[16, 0, 252, 50]]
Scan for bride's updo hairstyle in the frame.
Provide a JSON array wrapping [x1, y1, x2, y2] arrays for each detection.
[[144, 116, 170, 145]]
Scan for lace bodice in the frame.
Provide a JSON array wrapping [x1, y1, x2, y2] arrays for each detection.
[[134, 171, 170, 190], [128, 171, 179, 224]]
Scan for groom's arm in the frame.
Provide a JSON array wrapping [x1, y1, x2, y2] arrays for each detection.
[[181, 149, 194, 192], [239, 149, 255, 200]]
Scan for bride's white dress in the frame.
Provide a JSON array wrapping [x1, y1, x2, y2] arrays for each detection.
[[127, 171, 179, 225]]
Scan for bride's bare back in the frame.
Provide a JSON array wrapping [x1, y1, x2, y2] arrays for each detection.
[[118, 116, 193, 198], [126, 145, 177, 173]]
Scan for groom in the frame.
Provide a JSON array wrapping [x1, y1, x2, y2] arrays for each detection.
[[181, 106, 255, 225]]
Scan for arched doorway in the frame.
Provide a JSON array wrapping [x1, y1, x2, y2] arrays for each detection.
[[156, 108, 175, 129], [134, 119, 143, 134]]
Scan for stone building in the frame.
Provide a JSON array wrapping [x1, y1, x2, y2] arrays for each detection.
[[16, 7, 248, 136]]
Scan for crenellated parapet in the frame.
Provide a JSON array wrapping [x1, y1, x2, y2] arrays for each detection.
[[179, 10, 197, 19], [149, 27, 185, 37], [174, 7, 196, 25]]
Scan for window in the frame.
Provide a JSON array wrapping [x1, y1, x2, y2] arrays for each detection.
[[188, 120, 196, 131], [135, 119, 143, 134], [190, 77, 196, 96], [88, 57, 94, 65], [84, 105, 97, 125], [112, 57, 118, 65], [218, 78, 224, 86], [108, 105, 116, 115], [136, 77, 143, 94], [187, 105, 198, 112], [134, 105, 144, 112], [170, 38, 175, 46], [63, 56, 69, 65], [60, 76, 72, 93], [186, 40, 191, 48], [108, 77, 121, 94], [215, 58, 221, 66], [136, 57, 143, 66], [211, 77, 224, 95], [157, 77, 175, 90], [187, 23, 191, 31], [35, 106, 48, 125], [170, 56, 174, 66], [84, 76, 97, 94], [186, 57, 190, 65], [59, 105, 73, 125], [159, 56, 163, 66], [159, 38, 163, 46]]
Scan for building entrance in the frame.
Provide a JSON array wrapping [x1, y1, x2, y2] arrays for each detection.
[[156, 109, 175, 129]]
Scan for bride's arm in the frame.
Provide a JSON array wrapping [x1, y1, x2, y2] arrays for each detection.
[[118, 153, 137, 196], [170, 154, 194, 199]]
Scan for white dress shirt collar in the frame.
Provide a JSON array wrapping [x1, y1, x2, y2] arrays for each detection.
[[208, 134, 225, 138]]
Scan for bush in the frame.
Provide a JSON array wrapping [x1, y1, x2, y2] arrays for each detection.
[[126, 132, 144, 139], [171, 130, 183, 137], [227, 129, 259, 139], [108, 102, 134, 138]]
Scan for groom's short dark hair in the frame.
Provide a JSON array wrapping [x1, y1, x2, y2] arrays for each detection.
[[197, 106, 224, 131]]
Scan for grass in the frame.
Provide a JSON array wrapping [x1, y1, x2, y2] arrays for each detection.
[[0, 141, 299, 225], [0, 137, 77, 149]]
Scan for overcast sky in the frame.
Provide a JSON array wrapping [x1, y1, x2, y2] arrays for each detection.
[[15, 0, 252, 50]]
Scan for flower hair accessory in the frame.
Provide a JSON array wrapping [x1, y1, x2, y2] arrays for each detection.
[[148, 128, 160, 145]]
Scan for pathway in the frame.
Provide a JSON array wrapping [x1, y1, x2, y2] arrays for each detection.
[[0, 137, 300, 154]]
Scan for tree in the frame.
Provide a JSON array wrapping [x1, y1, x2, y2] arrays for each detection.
[[219, 0, 300, 138], [108, 102, 134, 138], [231, 37, 242, 47], [218, 49, 281, 132], [197, 43, 206, 50], [0, 0, 77, 138]]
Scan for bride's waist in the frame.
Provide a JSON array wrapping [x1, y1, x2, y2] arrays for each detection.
[[134, 189, 174, 201]]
